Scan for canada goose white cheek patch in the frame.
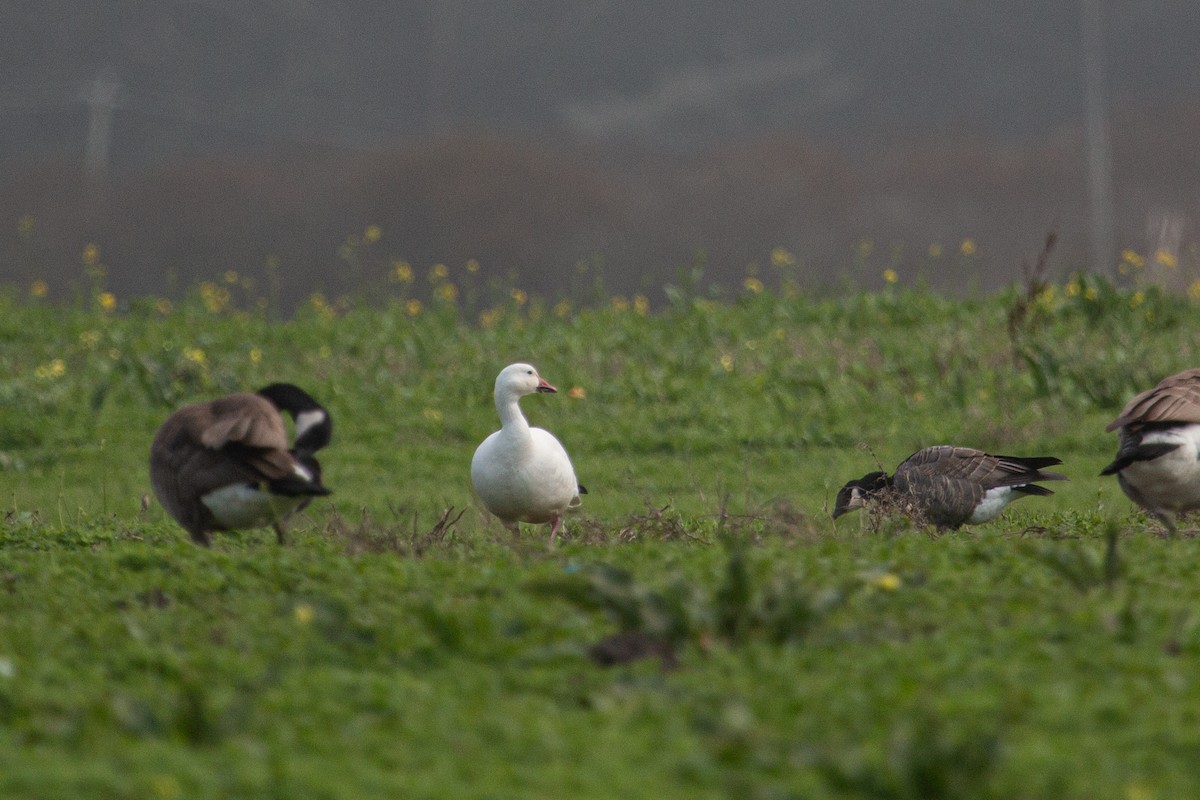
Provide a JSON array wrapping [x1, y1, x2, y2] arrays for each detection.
[[294, 409, 327, 442]]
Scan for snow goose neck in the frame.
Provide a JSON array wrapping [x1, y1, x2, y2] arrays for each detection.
[[471, 363, 583, 541], [1101, 368, 1200, 533], [833, 445, 1066, 530], [149, 383, 332, 546]]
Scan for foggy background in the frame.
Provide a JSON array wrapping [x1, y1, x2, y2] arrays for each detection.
[[2, 1, 1199, 307]]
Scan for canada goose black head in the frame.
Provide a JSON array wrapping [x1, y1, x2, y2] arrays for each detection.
[[256, 382, 333, 454], [149, 384, 333, 546], [832, 471, 890, 518]]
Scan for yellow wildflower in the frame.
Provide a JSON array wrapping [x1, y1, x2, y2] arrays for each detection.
[[149, 774, 182, 800], [293, 603, 315, 625], [882, 269, 898, 284], [1065, 280, 1080, 297], [1122, 249, 1146, 269], [873, 573, 902, 591], [435, 282, 459, 303], [97, 291, 117, 312], [1125, 782, 1153, 800], [553, 300, 571, 319], [182, 347, 206, 365], [155, 298, 173, 315], [249, 348, 263, 365], [79, 330, 101, 349], [1084, 286, 1099, 301], [1154, 248, 1178, 269], [429, 263, 449, 282], [770, 246, 796, 268], [1131, 291, 1146, 308], [223, 270, 239, 284], [390, 261, 414, 283], [479, 308, 502, 328], [719, 353, 734, 372], [201, 282, 231, 313], [34, 359, 66, 380], [1188, 281, 1200, 302], [743, 277, 764, 294], [82, 243, 100, 266], [611, 295, 630, 311], [567, 386, 586, 399], [960, 238, 977, 256], [633, 294, 650, 315], [29, 280, 48, 298], [364, 224, 381, 244], [510, 288, 528, 306], [465, 258, 481, 274], [405, 298, 422, 317]]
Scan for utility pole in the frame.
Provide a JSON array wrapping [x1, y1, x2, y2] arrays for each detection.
[[83, 69, 122, 183], [1081, 0, 1115, 276]]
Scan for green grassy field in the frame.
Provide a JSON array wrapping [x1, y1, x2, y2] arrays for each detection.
[[2, 272, 1199, 798]]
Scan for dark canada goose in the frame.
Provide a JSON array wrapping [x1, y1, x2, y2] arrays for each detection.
[[833, 445, 1067, 530], [149, 383, 333, 545], [1100, 368, 1200, 533]]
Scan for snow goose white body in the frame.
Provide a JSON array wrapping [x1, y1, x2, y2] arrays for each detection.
[[471, 363, 583, 540]]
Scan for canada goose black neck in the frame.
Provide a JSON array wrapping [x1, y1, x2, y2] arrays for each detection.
[[257, 382, 332, 454]]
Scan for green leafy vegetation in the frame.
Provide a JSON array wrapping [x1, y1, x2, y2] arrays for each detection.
[[2, 270, 1200, 798]]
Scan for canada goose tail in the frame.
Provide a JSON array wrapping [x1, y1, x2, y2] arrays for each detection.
[[1012, 483, 1055, 497], [1099, 442, 1181, 476]]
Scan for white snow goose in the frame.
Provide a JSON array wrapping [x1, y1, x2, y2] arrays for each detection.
[[833, 445, 1066, 530], [1101, 368, 1200, 533], [471, 363, 584, 541], [149, 383, 332, 546]]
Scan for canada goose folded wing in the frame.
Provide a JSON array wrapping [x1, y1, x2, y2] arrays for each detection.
[[1106, 368, 1200, 432], [897, 446, 1066, 489], [194, 393, 291, 451]]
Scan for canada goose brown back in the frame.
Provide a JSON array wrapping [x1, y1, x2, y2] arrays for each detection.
[[834, 445, 1067, 530], [1101, 369, 1200, 532], [149, 385, 331, 546]]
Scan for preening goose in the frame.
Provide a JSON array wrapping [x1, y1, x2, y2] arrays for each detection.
[[1101, 368, 1200, 533], [833, 445, 1066, 530], [471, 363, 584, 541], [149, 383, 333, 545]]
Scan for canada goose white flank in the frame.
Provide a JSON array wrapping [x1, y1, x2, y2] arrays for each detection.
[[149, 383, 332, 545], [833, 445, 1067, 530], [471, 363, 584, 541], [1101, 368, 1200, 533]]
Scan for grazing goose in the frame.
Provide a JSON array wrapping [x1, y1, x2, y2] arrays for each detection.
[[471, 363, 584, 541], [833, 445, 1067, 530], [1101, 368, 1200, 533], [149, 383, 333, 545]]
